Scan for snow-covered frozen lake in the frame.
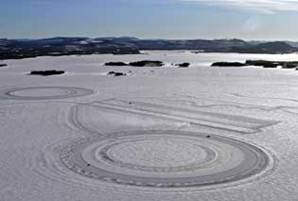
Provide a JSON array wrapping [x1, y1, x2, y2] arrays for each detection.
[[1, 51, 298, 201]]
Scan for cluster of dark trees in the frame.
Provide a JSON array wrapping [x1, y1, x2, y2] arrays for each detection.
[[212, 60, 298, 69]]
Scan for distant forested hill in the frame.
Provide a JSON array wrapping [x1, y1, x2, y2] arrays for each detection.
[[1, 37, 297, 60]]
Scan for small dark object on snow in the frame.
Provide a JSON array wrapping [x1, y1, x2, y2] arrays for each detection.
[[104, 62, 128, 66], [129, 60, 163, 67], [177, 63, 190, 68], [29, 70, 65, 76], [0, 64, 7, 67], [211, 62, 246, 67], [107, 71, 127, 77]]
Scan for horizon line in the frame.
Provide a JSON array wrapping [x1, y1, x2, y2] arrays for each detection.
[[1, 36, 298, 42]]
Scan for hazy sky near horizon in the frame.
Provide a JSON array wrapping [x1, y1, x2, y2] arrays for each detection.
[[1, 0, 298, 40]]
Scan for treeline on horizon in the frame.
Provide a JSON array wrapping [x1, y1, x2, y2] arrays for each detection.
[[1, 37, 298, 60]]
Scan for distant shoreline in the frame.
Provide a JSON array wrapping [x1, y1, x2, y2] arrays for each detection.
[[1, 37, 298, 60]]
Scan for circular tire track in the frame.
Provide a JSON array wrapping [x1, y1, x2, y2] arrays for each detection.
[[59, 130, 274, 188], [0, 86, 93, 100]]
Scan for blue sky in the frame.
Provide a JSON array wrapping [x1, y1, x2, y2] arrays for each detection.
[[1, 0, 298, 40]]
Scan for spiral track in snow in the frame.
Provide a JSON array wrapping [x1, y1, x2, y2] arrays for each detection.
[[0, 86, 93, 100], [59, 130, 273, 188]]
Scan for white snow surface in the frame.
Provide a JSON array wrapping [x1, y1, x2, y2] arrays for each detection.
[[0, 51, 298, 200]]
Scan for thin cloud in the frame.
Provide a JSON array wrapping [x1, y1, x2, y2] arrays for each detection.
[[181, 0, 298, 12]]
